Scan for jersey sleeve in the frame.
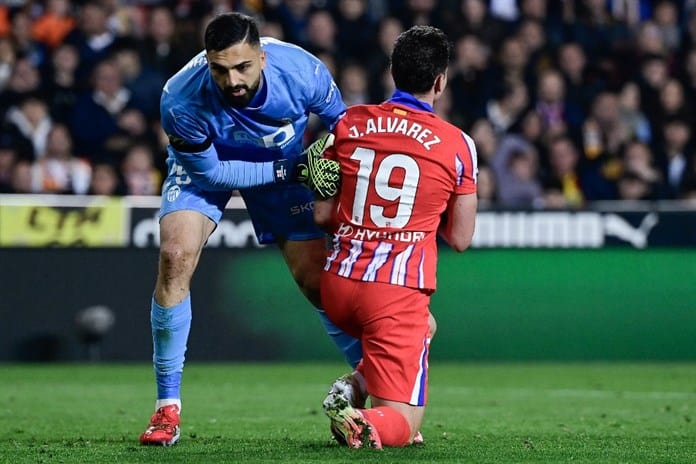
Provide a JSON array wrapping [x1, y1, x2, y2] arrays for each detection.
[[306, 58, 346, 131], [454, 132, 478, 195], [161, 102, 277, 190]]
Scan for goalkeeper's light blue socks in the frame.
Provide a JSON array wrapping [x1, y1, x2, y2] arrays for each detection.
[[151, 294, 191, 405], [316, 308, 362, 368]]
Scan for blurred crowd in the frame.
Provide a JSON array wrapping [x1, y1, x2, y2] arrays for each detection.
[[0, 0, 696, 209]]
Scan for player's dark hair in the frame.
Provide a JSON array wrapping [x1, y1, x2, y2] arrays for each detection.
[[204, 12, 260, 52], [390, 25, 451, 94]]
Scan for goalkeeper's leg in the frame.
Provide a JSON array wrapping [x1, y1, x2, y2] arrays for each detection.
[[141, 210, 216, 445], [279, 237, 362, 367]]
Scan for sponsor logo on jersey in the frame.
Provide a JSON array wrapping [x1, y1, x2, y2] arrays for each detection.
[[334, 222, 425, 243]]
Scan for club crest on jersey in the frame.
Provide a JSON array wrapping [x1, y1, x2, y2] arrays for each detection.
[[166, 185, 181, 202]]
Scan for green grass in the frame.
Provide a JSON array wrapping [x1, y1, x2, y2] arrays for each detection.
[[1, 363, 694, 463]]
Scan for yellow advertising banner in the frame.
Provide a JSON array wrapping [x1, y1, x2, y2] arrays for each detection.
[[0, 197, 128, 247]]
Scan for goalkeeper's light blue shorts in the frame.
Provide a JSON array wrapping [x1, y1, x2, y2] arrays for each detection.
[[159, 179, 324, 245]]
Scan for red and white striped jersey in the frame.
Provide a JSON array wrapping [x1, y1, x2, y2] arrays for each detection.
[[322, 93, 477, 292]]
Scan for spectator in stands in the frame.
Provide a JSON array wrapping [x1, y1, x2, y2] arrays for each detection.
[[637, 54, 670, 127], [43, 43, 80, 124], [484, 79, 529, 136], [332, 0, 377, 64], [484, 35, 533, 102], [556, 41, 603, 126], [653, 0, 681, 53], [516, 109, 547, 161], [656, 118, 692, 198], [338, 61, 370, 106], [517, 19, 554, 78], [111, 38, 166, 122], [621, 140, 663, 198], [563, 0, 632, 64], [70, 58, 137, 159], [31, 0, 76, 50], [121, 142, 161, 196], [533, 68, 578, 137], [449, 34, 489, 129], [437, 0, 506, 49], [580, 91, 629, 200], [469, 117, 499, 166], [0, 0, 694, 210], [305, 10, 337, 58], [269, 0, 314, 48], [87, 160, 123, 196], [491, 134, 543, 208], [542, 135, 584, 209], [141, 6, 197, 79], [656, 78, 694, 129], [476, 164, 497, 209], [0, 56, 43, 120], [618, 81, 652, 143], [32, 123, 91, 194], [64, 1, 117, 84], [5, 94, 53, 159], [8, 8, 48, 69], [366, 16, 403, 102]]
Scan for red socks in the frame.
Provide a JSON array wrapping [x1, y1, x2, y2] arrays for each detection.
[[360, 406, 411, 447]]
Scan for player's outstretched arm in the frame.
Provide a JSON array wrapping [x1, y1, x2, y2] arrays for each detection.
[[438, 193, 477, 252]]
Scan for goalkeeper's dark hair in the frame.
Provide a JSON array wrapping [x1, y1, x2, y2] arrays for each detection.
[[204, 12, 260, 52], [390, 25, 451, 94]]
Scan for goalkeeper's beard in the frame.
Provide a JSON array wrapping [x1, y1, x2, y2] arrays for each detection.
[[223, 76, 261, 108]]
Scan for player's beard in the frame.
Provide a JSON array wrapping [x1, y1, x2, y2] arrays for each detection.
[[223, 74, 261, 108]]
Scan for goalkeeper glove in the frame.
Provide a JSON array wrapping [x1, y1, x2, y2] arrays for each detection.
[[298, 134, 340, 199], [272, 134, 340, 198]]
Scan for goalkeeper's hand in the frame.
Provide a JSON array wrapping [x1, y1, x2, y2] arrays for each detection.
[[297, 133, 340, 198], [272, 133, 340, 198]]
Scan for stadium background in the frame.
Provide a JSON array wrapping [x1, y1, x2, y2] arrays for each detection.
[[1, 0, 695, 363]]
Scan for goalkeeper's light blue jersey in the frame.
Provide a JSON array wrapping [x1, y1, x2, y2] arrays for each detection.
[[157, 37, 345, 243], [160, 37, 346, 166]]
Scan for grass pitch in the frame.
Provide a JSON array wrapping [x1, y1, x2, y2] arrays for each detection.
[[1, 363, 694, 463]]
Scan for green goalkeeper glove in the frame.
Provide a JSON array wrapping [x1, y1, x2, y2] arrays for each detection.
[[296, 133, 341, 199]]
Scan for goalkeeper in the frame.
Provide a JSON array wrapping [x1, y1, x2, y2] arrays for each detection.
[[140, 12, 355, 446]]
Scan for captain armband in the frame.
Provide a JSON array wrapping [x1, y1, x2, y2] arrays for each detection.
[[167, 134, 213, 153]]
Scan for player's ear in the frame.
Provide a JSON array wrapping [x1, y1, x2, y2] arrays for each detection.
[[434, 72, 447, 97], [259, 50, 266, 70]]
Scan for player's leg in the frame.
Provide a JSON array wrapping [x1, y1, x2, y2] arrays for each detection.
[[278, 237, 362, 367], [321, 274, 430, 447], [239, 183, 362, 367], [141, 160, 230, 446], [140, 210, 216, 446]]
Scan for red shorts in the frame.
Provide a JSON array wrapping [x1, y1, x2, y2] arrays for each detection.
[[320, 272, 431, 406]]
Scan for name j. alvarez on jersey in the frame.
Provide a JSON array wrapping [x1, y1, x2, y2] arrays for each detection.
[[346, 115, 441, 150]]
